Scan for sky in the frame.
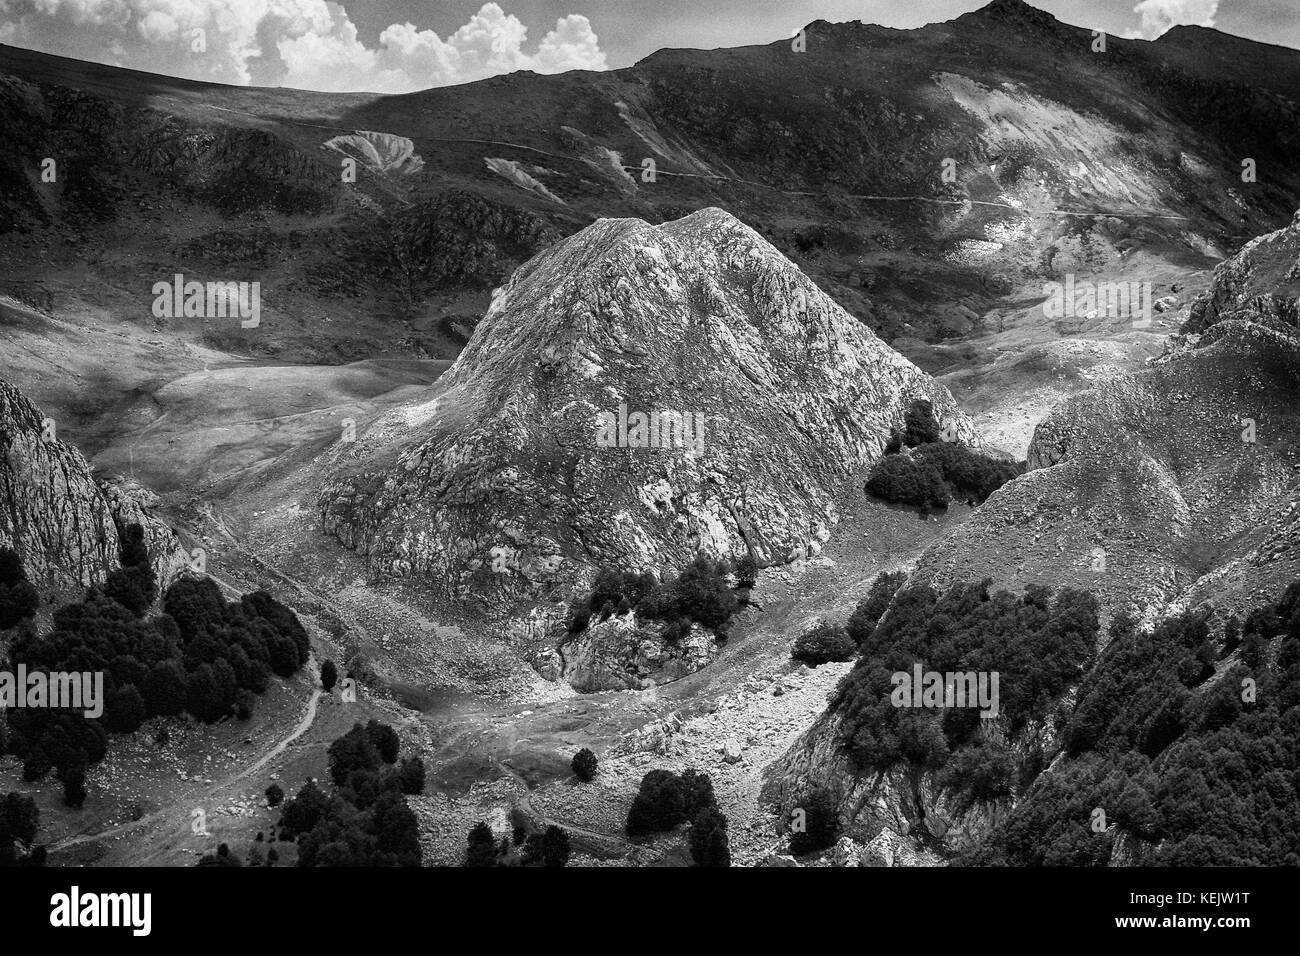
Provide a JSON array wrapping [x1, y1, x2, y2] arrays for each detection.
[[0, 0, 1295, 93]]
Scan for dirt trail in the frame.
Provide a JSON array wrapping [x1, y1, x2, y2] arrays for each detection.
[[48, 686, 324, 853]]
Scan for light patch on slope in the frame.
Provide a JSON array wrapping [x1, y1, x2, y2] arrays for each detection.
[[613, 98, 718, 175], [484, 158, 567, 205], [323, 130, 424, 174], [933, 72, 1152, 206]]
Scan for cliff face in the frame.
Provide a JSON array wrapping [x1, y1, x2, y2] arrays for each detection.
[[0, 378, 187, 593], [317, 207, 975, 608]]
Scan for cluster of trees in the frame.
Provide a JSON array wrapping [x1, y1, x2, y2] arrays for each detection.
[[277, 721, 424, 866], [832, 580, 1098, 807], [866, 400, 1023, 512], [0, 547, 39, 630], [2, 536, 309, 806], [465, 820, 571, 867], [625, 768, 730, 866], [791, 620, 855, 666], [566, 554, 748, 643], [969, 583, 1300, 865], [0, 792, 43, 867]]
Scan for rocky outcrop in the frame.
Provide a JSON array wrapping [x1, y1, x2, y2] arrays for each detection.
[[0, 378, 187, 593], [559, 613, 717, 692], [901, 213, 1300, 625], [762, 213, 1300, 860], [762, 709, 1025, 857], [318, 207, 975, 609]]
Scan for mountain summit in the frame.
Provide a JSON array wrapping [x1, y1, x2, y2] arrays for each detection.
[[318, 208, 974, 607]]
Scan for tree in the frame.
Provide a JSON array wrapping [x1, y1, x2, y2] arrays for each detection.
[[320, 659, 338, 692], [465, 822, 497, 867], [571, 748, 598, 782], [690, 806, 731, 867], [626, 769, 686, 837], [142, 660, 187, 717], [397, 757, 425, 795], [734, 554, 758, 588], [541, 825, 570, 867], [789, 789, 837, 856], [365, 721, 401, 764], [61, 766, 87, 809], [0, 547, 39, 630], [104, 685, 147, 734], [265, 783, 284, 808], [792, 620, 856, 666]]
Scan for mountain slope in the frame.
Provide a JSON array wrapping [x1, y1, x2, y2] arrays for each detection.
[[317, 207, 975, 612]]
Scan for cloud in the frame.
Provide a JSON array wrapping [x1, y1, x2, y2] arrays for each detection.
[[1130, 0, 1219, 39], [0, 0, 608, 91]]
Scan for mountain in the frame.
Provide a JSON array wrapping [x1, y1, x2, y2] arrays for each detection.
[[0, 377, 187, 594], [904, 209, 1300, 626], [762, 208, 1300, 863], [317, 207, 975, 614]]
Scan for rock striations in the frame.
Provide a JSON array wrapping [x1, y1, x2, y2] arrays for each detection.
[[318, 207, 975, 608], [0, 378, 188, 593]]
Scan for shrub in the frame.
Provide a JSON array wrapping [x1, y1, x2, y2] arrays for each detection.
[[690, 805, 731, 867], [846, 571, 907, 648], [465, 822, 497, 867], [626, 769, 686, 837], [265, 784, 284, 808], [791, 620, 856, 666], [397, 757, 426, 795], [788, 789, 837, 856], [0, 547, 39, 630], [320, 659, 338, 692], [571, 747, 598, 782]]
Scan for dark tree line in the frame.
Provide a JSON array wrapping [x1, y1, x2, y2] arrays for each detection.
[[867, 399, 1023, 511], [967, 583, 1300, 866], [2, 529, 309, 806], [566, 553, 742, 643]]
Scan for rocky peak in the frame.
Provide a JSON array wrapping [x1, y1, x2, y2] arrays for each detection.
[[0, 378, 188, 595], [318, 207, 975, 609]]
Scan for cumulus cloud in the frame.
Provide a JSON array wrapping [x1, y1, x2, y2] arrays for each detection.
[[1130, 0, 1219, 39], [0, 0, 608, 91]]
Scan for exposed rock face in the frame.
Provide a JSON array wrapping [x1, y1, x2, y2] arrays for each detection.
[[762, 709, 1021, 857], [762, 214, 1300, 859], [318, 207, 975, 607], [0, 378, 187, 593], [559, 613, 717, 692], [898, 213, 1300, 626]]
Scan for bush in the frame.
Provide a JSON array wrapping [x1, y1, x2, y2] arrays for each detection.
[[397, 757, 426, 795], [266, 784, 284, 808], [571, 747, 598, 782], [320, 659, 338, 692], [690, 805, 731, 867], [788, 789, 837, 856], [465, 822, 497, 867], [0, 547, 39, 630], [626, 769, 687, 837], [846, 571, 907, 648], [865, 438, 1022, 512], [791, 620, 856, 666]]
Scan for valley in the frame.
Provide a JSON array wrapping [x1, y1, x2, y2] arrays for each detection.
[[2, 0, 1299, 870]]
